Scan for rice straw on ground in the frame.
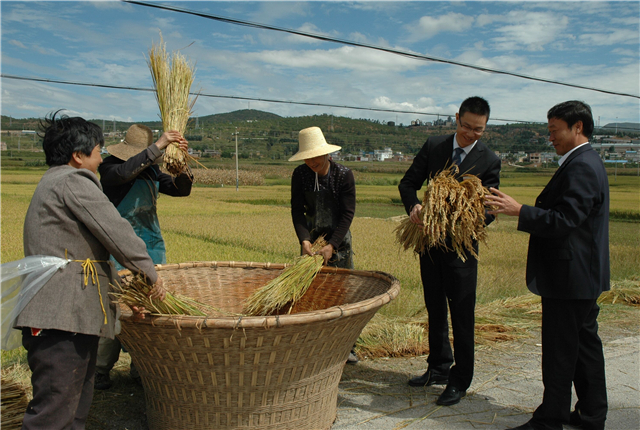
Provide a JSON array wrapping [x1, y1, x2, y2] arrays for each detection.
[[1, 375, 29, 430]]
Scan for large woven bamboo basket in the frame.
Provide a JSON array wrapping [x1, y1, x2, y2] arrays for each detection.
[[117, 261, 400, 430]]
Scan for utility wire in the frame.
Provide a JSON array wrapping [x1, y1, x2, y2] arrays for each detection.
[[123, 0, 639, 100], [0, 74, 537, 124], [4, 74, 639, 130]]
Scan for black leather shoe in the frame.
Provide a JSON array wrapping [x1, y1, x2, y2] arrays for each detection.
[[436, 384, 466, 406], [407, 370, 449, 387]]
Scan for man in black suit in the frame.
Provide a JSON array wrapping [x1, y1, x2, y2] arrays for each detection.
[[399, 96, 501, 406], [486, 100, 609, 430]]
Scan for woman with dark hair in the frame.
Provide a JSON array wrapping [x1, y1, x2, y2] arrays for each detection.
[[16, 110, 164, 429]]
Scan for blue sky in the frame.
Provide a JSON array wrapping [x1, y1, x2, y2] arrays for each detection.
[[2, 1, 639, 127]]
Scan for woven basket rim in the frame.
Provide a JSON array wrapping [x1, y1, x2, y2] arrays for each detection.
[[118, 261, 400, 329]]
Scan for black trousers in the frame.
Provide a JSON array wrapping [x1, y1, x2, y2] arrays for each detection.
[[531, 298, 608, 430], [419, 250, 477, 390], [21, 329, 100, 430]]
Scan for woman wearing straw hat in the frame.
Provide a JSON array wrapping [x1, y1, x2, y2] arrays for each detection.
[[94, 124, 192, 389], [290, 126, 357, 363], [290, 126, 355, 269]]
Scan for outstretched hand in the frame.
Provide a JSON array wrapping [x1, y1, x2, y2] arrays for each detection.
[[485, 187, 522, 217]]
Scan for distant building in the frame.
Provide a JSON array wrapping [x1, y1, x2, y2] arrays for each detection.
[[373, 148, 393, 161], [203, 149, 221, 158]]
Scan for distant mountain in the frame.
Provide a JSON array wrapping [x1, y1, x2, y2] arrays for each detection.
[[197, 109, 282, 125], [600, 122, 640, 133]]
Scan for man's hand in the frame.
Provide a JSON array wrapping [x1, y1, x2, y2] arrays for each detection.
[[410, 204, 424, 225], [485, 187, 522, 217], [154, 130, 187, 151], [148, 277, 167, 301]]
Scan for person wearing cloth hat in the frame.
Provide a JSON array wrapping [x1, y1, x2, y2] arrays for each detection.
[[94, 124, 192, 389], [290, 126, 358, 363]]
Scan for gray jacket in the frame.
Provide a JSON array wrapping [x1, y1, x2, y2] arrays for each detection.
[[17, 165, 158, 339]]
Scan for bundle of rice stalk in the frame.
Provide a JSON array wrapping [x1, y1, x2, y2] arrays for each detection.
[[393, 212, 428, 253], [243, 237, 327, 316], [395, 165, 490, 261], [112, 275, 211, 316], [148, 34, 198, 176], [1, 376, 29, 430]]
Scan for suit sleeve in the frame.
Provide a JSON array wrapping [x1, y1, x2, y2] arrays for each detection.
[[518, 160, 604, 238], [480, 155, 501, 225], [63, 172, 158, 283], [291, 167, 311, 244], [328, 169, 356, 249], [398, 140, 431, 214]]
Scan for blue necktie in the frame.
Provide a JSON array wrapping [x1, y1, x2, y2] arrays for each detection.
[[452, 147, 464, 166]]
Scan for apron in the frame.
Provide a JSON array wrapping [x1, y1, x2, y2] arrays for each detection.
[[303, 171, 354, 269], [110, 178, 166, 272]]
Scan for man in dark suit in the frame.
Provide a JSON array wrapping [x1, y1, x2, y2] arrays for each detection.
[[399, 96, 501, 406], [486, 100, 609, 430]]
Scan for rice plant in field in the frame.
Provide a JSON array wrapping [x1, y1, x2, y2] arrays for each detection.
[[192, 168, 265, 186]]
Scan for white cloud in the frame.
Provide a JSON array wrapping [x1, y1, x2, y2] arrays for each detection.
[[490, 11, 570, 52], [408, 13, 475, 40], [244, 46, 420, 73], [8, 40, 27, 49], [578, 29, 639, 46]]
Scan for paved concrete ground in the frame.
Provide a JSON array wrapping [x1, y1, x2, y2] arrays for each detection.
[[333, 335, 639, 430]]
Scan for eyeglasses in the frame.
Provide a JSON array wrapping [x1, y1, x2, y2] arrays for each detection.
[[459, 122, 485, 136]]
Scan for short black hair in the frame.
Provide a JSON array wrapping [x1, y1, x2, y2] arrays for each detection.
[[547, 100, 594, 139], [40, 110, 104, 166], [459, 96, 490, 121]]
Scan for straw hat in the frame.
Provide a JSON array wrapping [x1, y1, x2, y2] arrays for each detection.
[[106, 124, 154, 161], [288, 127, 342, 162]]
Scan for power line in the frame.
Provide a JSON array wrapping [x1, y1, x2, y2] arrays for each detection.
[[0, 74, 537, 124], [122, 0, 639, 100]]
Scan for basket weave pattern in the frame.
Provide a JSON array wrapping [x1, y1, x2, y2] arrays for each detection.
[[117, 261, 400, 430]]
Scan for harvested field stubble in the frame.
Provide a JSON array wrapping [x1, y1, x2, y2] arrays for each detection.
[[191, 168, 265, 186]]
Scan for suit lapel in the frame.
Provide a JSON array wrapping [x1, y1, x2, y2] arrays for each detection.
[[537, 144, 593, 203], [459, 141, 483, 173], [432, 135, 455, 174]]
